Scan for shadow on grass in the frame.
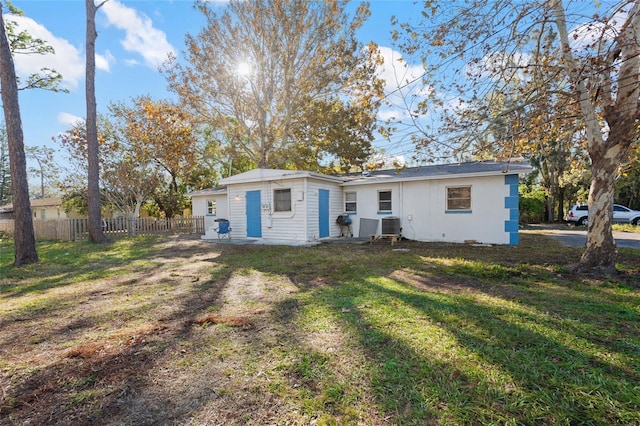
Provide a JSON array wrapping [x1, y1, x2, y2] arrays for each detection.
[[0, 240, 230, 425], [357, 278, 639, 424], [2, 234, 639, 425], [207, 238, 640, 424]]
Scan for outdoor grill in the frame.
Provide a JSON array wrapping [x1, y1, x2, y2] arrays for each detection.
[[336, 214, 353, 237]]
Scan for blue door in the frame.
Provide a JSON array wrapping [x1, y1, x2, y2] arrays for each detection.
[[319, 189, 329, 238], [246, 190, 262, 238]]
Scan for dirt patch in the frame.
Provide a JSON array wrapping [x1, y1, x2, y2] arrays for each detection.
[[389, 268, 476, 294], [4, 235, 637, 425], [1, 237, 353, 425]]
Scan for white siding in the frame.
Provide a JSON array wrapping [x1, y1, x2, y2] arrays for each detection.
[[305, 179, 344, 240], [227, 179, 308, 241], [195, 169, 516, 245], [221, 177, 343, 242], [191, 193, 228, 237]]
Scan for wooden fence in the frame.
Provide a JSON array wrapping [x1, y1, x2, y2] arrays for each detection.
[[0, 216, 205, 241]]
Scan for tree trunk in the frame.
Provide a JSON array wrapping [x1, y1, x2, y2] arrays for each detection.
[[553, 0, 640, 274], [557, 189, 565, 222], [0, 4, 38, 265], [545, 196, 553, 223], [575, 158, 617, 274], [85, 0, 107, 243]]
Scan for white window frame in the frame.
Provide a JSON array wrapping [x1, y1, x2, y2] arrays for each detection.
[[274, 188, 292, 212], [206, 200, 216, 215], [345, 191, 357, 213], [378, 190, 392, 213]]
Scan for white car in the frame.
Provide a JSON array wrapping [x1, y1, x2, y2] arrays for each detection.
[[612, 204, 640, 225], [566, 204, 640, 226]]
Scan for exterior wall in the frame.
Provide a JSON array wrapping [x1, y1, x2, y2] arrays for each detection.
[[346, 174, 518, 245], [193, 170, 521, 245], [227, 178, 306, 241], [33, 205, 67, 220], [191, 193, 228, 237], [224, 177, 342, 242], [342, 182, 402, 237], [305, 179, 344, 240]]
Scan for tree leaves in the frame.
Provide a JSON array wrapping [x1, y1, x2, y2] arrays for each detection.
[[164, 0, 382, 170]]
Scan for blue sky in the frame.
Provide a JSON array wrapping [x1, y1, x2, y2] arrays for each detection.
[[5, 0, 427, 180]]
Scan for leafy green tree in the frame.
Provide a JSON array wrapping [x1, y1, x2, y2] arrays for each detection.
[[55, 114, 155, 220], [110, 96, 198, 218], [288, 97, 375, 173], [519, 184, 547, 224], [615, 143, 640, 211], [2, 1, 66, 92], [26, 146, 60, 199], [165, 0, 383, 170]]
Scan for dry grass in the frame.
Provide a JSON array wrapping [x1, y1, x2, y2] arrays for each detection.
[[193, 312, 254, 329], [1, 233, 639, 425]]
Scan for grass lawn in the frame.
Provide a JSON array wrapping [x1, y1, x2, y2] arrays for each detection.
[[0, 233, 639, 425]]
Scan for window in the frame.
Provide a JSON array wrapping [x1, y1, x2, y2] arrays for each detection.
[[378, 190, 392, 212], [274, 189, 291, 212], [345, 192, 357, 212], [206, 200, 216, 215], [446, 186, 471, 210]]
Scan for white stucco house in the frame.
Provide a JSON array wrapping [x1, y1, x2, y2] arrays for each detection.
[[188, 160, 533, 245]]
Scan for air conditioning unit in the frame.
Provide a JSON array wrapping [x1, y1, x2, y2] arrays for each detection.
[[382, 216, 401, 235]]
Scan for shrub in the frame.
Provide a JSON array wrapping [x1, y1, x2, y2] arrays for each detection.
[[519, 184, 547, 223]]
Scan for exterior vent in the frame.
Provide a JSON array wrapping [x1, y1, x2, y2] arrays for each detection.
[[382, 216, 401, 235]]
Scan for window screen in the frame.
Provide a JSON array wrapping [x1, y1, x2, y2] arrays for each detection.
[[447, 186, 471, 210], [274, 189, 292, 212], [207, 200, 216, 215], [378, 190, 391, 212], [345, 192, 357, 212]]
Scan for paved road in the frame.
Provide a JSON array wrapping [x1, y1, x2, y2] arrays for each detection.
[[533, 228, 640, 249]]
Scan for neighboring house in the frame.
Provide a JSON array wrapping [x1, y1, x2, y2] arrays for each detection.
[[189, 160, 533, 245], [0, 197, 81, 220]]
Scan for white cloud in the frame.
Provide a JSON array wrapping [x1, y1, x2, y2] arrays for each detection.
[[568, 12, 622, 55], [371, 46, 432, 123], [465, 51, 531, 81], [5, 14, 85, 90], [101, 0, 176, 69], [58, 112, 83, 127], [377, 109, 401, 122], [375, 46, 425, 97], [95, 50, 113, 73]]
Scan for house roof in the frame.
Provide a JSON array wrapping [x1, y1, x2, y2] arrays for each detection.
[[341, 160, 532, 186], [187, 186, 228, 198], [200, 161, 532, 191], [31, 197, 63, 207], [0, 197, 63, 212], [220, 168, 345, 185]]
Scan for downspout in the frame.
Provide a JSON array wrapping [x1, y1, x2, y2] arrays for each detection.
[[399, 182, 404, 230], [304, 178, 309, 241]]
